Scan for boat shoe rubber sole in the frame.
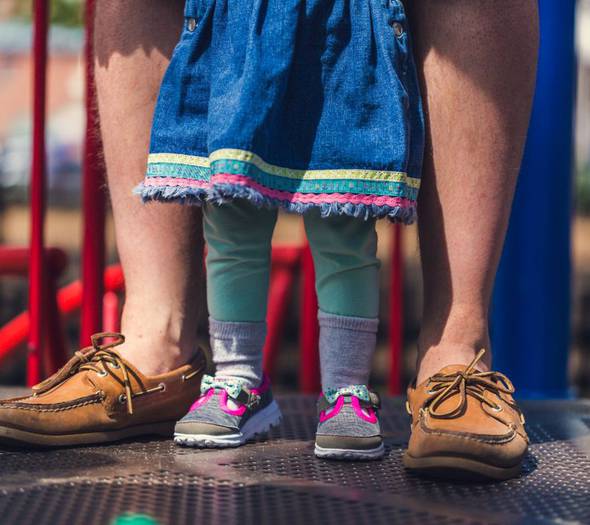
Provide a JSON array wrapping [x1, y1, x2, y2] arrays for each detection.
[[402, 451, 523, 481], [0, 421, 177, 448]]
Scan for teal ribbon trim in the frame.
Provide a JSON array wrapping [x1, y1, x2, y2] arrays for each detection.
[[200, 374, 248, 400], [324, 385, 371, 404]]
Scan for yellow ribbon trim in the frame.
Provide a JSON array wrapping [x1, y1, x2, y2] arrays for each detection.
[[148, 149, 421, 189]]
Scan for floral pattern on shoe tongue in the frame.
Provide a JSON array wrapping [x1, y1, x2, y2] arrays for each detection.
[[324, 385, 371, 404], [200, 374, 248, 399]]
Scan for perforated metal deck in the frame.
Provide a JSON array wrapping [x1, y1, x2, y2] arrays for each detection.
[[1, 391, 589, 525]]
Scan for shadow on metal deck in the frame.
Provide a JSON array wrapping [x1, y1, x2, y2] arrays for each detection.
[[1, 391, 589, 525]]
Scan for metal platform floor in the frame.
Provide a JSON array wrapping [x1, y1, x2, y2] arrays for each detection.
[[1, 390, 589, 525]]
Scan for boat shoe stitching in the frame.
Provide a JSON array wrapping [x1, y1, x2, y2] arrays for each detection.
[[0, 392, 104, 412], [418, 418, 518, 445]]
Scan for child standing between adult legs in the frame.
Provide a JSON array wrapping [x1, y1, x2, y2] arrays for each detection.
[[138, 0, 424, 460]]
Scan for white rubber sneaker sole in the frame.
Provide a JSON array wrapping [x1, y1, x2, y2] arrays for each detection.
[[174, 400, 282, 448], [314, 442, 385, 461]]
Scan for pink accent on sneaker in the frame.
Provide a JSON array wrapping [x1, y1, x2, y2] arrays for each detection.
[[188, 388, 214, 412], [194, 375, 271, 417], [217, 375, 271, 416], [319, 396, 344, 422], [351, 396, 378, 423], [219, 390, 247, 416]]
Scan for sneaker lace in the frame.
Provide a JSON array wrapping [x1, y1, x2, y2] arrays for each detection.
[[424, 349, 524, 423]]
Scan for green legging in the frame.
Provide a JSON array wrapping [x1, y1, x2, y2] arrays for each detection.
[[204, 201, 380, 322]]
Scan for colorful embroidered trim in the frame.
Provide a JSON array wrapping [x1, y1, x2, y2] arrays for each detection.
[[149, 150, 421, 187], [148, 162, 419, 200]]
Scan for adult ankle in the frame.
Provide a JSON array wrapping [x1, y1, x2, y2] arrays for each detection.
[[415, 341, 492, 385], [116, 303, 201, 375], [115, 326, 200, 376], [416, 310, 492, 385]]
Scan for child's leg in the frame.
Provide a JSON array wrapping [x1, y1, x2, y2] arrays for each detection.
[[303, 211, 380, 390], [306, 212, 383, 460], [203, 201, 278, 388], [174, 201, 282, 448]]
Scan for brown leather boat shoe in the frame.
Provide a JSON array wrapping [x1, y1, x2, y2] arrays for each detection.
[[0, 332, 206, 447], [404, 349, 528, 481]]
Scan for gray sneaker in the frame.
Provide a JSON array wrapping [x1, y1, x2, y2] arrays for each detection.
[[315, 385, 384, 460], [174, 374, 281, 448]]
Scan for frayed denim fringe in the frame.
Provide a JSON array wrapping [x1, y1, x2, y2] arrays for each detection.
[[135, 183, 417, 224]]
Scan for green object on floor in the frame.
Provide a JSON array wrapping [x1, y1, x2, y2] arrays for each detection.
[[111, 513, 159, 525]]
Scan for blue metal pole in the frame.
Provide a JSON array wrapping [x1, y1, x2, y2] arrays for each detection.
[[491, 0, 576, 399]]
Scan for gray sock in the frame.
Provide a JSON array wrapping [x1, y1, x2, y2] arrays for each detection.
[[209, 317, 265, 389], [319, 310, 379, 391]]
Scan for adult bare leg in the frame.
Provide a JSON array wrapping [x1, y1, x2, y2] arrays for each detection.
[[406, 0, 539, 383], [95, 1, 204, 375]]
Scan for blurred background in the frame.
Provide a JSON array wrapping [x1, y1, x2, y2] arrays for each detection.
[[0, 0, 588, 396]]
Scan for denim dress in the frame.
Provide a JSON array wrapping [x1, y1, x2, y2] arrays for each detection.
[[138, 0, 424, 222]]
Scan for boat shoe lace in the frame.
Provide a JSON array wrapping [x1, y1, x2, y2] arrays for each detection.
[[419, 349, 525, 424], [31, 332, 199, 415]]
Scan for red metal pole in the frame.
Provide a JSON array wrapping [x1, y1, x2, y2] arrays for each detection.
[[80, 0, 106, 346], [27, 0, 50, 386], [300, 244, 320, 393], [388, 224, 403, 395]]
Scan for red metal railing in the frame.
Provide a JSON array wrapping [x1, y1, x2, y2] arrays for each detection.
[[27, 0, 49, 386], [0, 0, 405, 393], [0, 265, 125, 370]]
